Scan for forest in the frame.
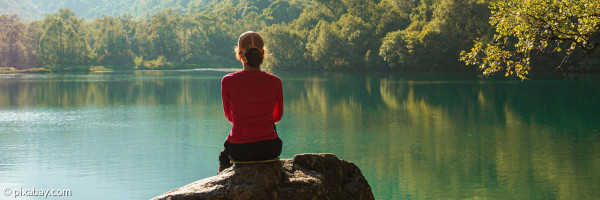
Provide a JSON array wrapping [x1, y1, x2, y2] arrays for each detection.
[[0, 0, 598, 74]]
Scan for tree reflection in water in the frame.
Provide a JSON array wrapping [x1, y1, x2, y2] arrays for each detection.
[[0, 71, 598, 199]]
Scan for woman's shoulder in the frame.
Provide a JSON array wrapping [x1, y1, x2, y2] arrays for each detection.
[[222, 70, 244, 79], [262, 71, 281, 81], [223, 71, 280, 83]]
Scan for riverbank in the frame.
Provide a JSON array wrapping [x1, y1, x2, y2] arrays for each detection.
[[2, 64, 600, 78], [0, 63, 236, 74], [0, 67, 51, 74]]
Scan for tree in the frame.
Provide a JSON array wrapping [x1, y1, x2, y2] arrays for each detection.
[[92, 16, 134, 66], [6, 17, 27, 68], [305, 20, 348, 69], [178, 14, 202, 63], [25, 20, 42, 67], [147, 9, 182, 62], [261, 23, 305, 69], [460, 0, 600, 79], [262, 0, 297, 24], [379, 30, 412, 68], [380, 0, 490, 70], [193, 13, 235, 63], [334, 14, 371, 68], [0, 15, 28, 68], [39, 8, 92, 67]]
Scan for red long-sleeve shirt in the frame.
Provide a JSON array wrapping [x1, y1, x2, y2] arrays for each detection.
[[221, 70, 283, 144]]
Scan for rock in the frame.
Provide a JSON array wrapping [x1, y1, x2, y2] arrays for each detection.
[[152, 153, 374, 200]]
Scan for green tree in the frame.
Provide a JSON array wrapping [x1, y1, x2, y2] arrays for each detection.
[[192, 14, 233, 63], [178, 14, 202, 63], [147, 9, 182, 62], [460, 0, 600, 79], [6, 18, 27, 68], [333, 14, 371, 68], [262, 0, 304, 25], [290, 3, 338, 37], [119, 15, 137, 46], [379, 29, 413, 68], [25, 20, 43, 67], [261, 23, 305, 69], [133, 20, 153, 60], [305, 20, 346, 69], [92, 16, 134, 65], [0, 15, 28, 68], [39, 8, 92, 67], [375, 0, 411, 36], [380, 0, 490, 70]]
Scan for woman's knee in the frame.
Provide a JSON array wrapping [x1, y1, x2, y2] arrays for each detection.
[[218, 149, 230, 163]]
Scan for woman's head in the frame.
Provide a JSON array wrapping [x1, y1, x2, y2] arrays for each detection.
[[235, 31, 265, 69]]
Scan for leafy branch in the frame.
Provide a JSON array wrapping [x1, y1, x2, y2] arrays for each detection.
[[460, 0, 600, 79]]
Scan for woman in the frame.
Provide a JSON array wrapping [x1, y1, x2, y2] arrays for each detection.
[[218, 31, 283, 172]]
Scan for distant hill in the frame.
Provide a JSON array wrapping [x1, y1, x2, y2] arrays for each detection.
[[0, 0, 41, 19], [0, 0, 215, 19]]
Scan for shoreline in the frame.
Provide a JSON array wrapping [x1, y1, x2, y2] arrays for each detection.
[[2, 66, 600, 77]]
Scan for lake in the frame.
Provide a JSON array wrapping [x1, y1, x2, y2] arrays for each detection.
[[1, 70, 599, 199]]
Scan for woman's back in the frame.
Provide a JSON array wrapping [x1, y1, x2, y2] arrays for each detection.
[[221, 70, 283, 144]]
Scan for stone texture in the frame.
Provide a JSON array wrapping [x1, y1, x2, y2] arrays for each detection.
[[152, 153, 374, 200]]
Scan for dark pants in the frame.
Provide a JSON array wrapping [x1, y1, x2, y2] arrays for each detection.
[[218, 137, 282, 171]]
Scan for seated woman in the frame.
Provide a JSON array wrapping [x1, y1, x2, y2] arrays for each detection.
[[218, 31, 283, 172]]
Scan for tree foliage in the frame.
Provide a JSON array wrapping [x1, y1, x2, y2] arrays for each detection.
[[381, 0, 490, 70], [39, 9, 92, 67], [460, 0, 600, 79], [2, 0, 599, 73]]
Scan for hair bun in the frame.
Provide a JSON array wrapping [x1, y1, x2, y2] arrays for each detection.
[[243, 48, 264, 68]]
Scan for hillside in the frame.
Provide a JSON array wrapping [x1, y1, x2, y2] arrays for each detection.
[[0, 0, 216, 19]]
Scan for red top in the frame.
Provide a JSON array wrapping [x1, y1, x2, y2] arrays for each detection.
[[221, 70, 284, 144]]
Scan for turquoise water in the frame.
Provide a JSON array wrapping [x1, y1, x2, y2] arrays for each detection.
[[1, 70, 599, 199]]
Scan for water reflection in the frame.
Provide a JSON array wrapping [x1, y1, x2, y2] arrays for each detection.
[[0, 71, 223, 107], [0, 71, 599, 199], [278, 72, 600, 199]]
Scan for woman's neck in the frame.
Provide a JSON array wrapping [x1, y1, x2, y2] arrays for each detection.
[[242, 64, 261, 72]]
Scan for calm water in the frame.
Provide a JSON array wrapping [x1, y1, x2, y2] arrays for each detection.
[[0, 70, 599, 199]]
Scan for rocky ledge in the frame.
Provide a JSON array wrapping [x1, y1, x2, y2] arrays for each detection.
[[152, 153, 374, 200]]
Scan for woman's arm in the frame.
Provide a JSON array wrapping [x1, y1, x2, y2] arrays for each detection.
[[221, 77, 233, 124], [273, 79, 284, 124]]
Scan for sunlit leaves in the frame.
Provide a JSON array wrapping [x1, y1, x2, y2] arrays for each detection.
[[261, 24, 305, 70], [381, 0, 491, 70], [461, 0, 600, 79], [379, 30, 412, 68]]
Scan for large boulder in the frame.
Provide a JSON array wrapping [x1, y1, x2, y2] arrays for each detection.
[[152, 153, 374, 200]]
